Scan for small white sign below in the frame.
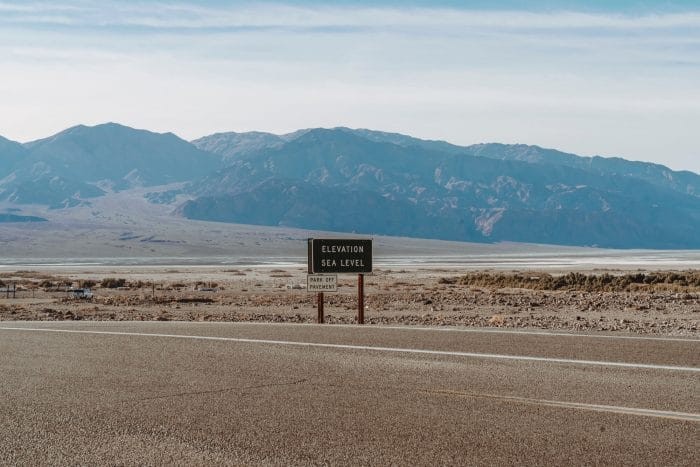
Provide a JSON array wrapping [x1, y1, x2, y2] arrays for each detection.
[[307, 274, 338, 292]]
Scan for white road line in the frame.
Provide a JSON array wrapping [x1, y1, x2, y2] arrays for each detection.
[[1, 326, 698, 372], [424, 390, 700, 422], [369, 325, 700, 342], [234, 321, 698, 342], [8, 320, 698, 343]]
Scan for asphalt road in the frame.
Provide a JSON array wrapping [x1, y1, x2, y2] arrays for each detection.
[[0, 321, 698, 465]]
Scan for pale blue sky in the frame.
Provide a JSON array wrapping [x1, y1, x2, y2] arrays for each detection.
[[1, 1, 698, 172]]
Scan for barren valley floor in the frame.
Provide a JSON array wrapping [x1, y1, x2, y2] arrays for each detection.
[[1, 266, 698, 336]]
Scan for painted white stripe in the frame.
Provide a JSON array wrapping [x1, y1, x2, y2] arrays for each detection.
[[267, 322, 699, 342], [8, 320, 698, 343], [133, 321, 700, 343], [1, 326, 698, 372], [371, 325, 700, 342], [424, 390, 700, 422]]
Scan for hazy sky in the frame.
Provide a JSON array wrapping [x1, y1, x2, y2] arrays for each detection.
[[1, 0, 698, 172]]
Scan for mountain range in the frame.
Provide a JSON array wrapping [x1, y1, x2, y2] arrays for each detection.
[[1, 123, 699, 249], [1, 123, 219, 208]]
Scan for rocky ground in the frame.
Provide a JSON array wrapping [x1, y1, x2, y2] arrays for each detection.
[[1, 268, 698, 336]]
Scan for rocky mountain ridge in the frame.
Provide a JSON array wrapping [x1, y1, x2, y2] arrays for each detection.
[[1, 123, 698, 248], [193, 127, 700, 198], [182, 128, 700, 248], [0, 123, 220, 207]]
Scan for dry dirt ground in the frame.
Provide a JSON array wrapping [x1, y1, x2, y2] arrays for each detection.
[[1, 267, 698, 336]]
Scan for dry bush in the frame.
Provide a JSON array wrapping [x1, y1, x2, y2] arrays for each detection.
[[488, 315, 506, 326], [1, 272, 66, 282], [457, 271, 700, 292], [177, 297, 214, 304], [224, 269, 246, 275], [101, 278, 127, 289], [437, 277, 458, 285], [38, 279, 71, 290]]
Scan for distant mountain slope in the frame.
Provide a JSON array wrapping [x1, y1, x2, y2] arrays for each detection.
[[337, 128, 700, 198], [0, 135, 27, 178], [191, 129, 311, 162], [187, 129, 441, 198], [0, 123, 222, 206], [178, 178, 478, 241], [0, 175, 105, 209], [192, 131, 286, 162], [465, 143, 700, 198], [0, 213, 47, 223], [2, 123, 698, 248], [177, 128, 700, 249], [24, 123, 221, 188], [0, 136, 98, 209], [194, 127, 700, 198], [192, 128, 450, 161]]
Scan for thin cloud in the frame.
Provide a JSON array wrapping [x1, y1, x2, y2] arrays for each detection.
[[1, 1, 699, 31], [0, 1, 698, 172]]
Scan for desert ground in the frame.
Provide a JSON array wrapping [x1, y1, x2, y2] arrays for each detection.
[[1, 266, 698, 336], [1, 198, 699, 335]]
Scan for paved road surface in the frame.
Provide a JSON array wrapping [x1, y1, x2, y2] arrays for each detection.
[[1, 321, 698, 465]]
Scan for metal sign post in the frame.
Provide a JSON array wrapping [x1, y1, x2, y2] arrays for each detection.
[[317, 292, 324, 324], [358, 274, 364, 324], [307, 275, 336, 324]]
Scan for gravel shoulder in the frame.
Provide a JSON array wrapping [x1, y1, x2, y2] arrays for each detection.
[[1, 267, 698, 336]]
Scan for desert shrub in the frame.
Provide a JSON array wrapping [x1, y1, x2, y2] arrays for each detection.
[[81, 280, 97, 288], [457, 271, 700, 292], [101, 278, 127, 288], [437, 277, 458, 285]]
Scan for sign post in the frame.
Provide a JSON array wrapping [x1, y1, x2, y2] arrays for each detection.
[[307, 238, 373, 324], [317, 292, 324, 324], [307, 274, 337, 324], [358, 274, 364, 324]]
